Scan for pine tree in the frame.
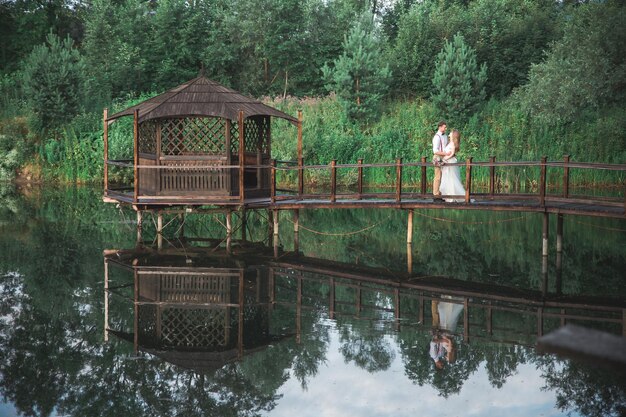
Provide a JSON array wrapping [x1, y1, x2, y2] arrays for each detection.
[[21, 32, 85, 135], [322, 12, 391, 122], [432, 33, 487, 123]]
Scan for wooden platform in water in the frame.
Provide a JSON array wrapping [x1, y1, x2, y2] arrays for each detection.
[[105, 190, 624, 218]]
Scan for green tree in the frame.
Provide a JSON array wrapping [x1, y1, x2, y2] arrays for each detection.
[[322, 12, 391, 122], [20, 32, 85, 134], [82, 0, 151, 107], [431, 33, 487, 123], [390, 2, 465, 98], [514, 1, 626, 125]]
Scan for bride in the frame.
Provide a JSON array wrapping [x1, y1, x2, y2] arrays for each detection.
[[439, 129, 467, 202]]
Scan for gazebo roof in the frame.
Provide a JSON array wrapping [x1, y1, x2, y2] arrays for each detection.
[[107, 76, 298, 124]]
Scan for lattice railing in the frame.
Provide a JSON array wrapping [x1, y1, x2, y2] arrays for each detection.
[[230, 116, 270, 155], [158, 274, 232, 303], [160, 307, 228, 348], [161, 117, 227, 156], [139, 120, 157, 154], [230, 121, 239, 155], [244, 117, 270, 154]]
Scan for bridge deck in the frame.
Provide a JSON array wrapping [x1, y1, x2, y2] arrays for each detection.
[[106, 190, 625, 218]]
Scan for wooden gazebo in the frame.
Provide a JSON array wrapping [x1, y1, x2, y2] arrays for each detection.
[[103, 76, 301, 206]]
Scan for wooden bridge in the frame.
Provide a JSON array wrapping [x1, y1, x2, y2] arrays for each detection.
[[105, 157, 625, 219]]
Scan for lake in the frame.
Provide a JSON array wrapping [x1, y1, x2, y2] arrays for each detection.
[[0, 184, 624, 417]]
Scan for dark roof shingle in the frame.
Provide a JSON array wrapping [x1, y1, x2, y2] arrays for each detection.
[[107, 77, 297, 124]]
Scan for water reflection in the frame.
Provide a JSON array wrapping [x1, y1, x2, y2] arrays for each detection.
[[2, 185, 626, 416], [99, 241, 626, 416]]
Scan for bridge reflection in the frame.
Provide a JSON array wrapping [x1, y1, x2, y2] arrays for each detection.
[[104, 242, 625, 372]]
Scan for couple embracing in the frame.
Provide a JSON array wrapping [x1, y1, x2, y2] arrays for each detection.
[[432, 120, 466, 202]]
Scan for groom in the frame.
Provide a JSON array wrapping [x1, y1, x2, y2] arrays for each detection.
[[432, 120, 448, 199]]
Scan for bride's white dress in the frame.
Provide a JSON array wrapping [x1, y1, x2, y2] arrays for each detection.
[[439, 142, 466, 202]]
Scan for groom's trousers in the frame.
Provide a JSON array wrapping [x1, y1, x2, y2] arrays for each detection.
[[433, 165, 442, 196]]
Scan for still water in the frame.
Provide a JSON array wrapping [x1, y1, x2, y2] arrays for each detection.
[[0, 185, 624, 417]]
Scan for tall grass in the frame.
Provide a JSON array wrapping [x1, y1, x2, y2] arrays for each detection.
[[4, 94, 623, 186], [268, 96, 626, 187]]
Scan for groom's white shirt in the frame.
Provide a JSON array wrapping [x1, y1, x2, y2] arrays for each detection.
[[432, 131, 448, 155]]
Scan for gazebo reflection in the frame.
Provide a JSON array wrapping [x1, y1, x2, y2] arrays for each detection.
[[104, 247, 282, 371]]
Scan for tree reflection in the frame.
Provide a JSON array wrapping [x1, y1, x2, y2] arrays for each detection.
[[338, 321, 395, 373], [537, 356, 626, 417]]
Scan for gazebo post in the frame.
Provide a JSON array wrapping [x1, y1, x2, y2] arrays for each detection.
[[133, 109, 139, 202], [238, 111, 245, 203]]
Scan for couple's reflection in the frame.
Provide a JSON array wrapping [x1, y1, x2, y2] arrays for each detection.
[[430, 297, 463, 370]]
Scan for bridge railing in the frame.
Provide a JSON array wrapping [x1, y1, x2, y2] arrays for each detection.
[[270, 156, 626, 209]]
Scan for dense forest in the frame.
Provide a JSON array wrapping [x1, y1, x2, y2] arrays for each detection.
[[0, 0, 624, 184]]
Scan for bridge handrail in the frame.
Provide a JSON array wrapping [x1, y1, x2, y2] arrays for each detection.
[[105, 156, 625, 213]]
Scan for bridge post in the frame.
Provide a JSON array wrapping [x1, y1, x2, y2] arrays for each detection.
[[407, 243, 413, 274], [540, 156, 547, 207], [330, 160, 337, 203], [563, 155, 570, 198], [396, 158, 402, 203], [489, 156, 495, 196], [136, 210, 143, 246], [157, 211, 164, 249], [357, 159, 363, 200], [464, 298, 470, 343], [465, 157, 473, 203], [178, 213, 185, 240], [542, 212, 549, 257], [273, 209, 279, 236], [329, 278, 335, 319], [556, 251, 563, 296], [394, 288, 401, 331], [293, 209, 299, 253], [541, 254, 548, 296], [104, 257, 109, 342], [407, 209, 414, 244], [270, 159, 276, 203], [420, 157, 427, 195], [226, 210, 232, 253], [556, 214, 563, 254]]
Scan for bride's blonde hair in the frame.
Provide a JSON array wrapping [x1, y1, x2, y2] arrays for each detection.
[[451, 129, 461, 152]]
